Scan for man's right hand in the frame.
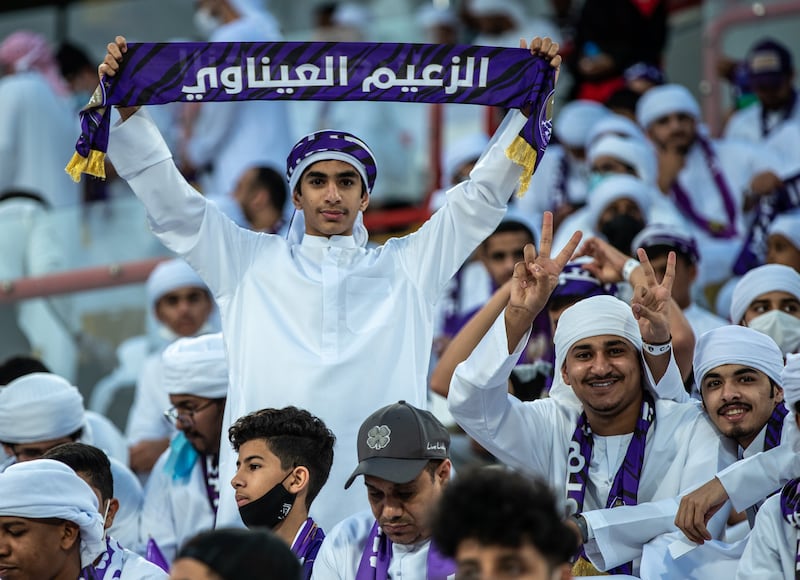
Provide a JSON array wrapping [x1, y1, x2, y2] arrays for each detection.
[[675, 477, 729, 544], [99, 35, 140, 121]]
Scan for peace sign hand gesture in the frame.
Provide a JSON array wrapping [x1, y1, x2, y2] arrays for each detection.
[[507, 212, 582, 323], [630, 248, 676, 345]]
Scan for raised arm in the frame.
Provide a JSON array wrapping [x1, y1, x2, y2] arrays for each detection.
[[578, 236, 695, 388], [429, 281, 511, 397], [99, 36, 261, 299]]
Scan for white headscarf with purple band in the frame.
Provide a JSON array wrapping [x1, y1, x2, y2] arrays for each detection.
[[285, 130, 378, 247]]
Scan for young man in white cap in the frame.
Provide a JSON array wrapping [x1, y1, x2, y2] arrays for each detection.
[[0, 371, 142, 551], [139, 333, 228, 564], [100, 35, 563, 528], [729, 263, 800, 355], [0, 458, 165, 579], [312, 401, 454, 580], [736, 353, 800, 578], [448, 216, 736, 575], [636, 83, 782, 288], [126, 258, 216, 476], [766, 210, 800, 271]]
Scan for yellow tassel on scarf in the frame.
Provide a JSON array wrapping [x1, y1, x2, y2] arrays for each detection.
[[65, 149, 107, 183], [571, 556, 608, 576], [505, 135, 538, 197]]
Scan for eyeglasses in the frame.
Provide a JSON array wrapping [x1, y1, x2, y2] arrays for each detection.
[[164, 399, 219, 424]]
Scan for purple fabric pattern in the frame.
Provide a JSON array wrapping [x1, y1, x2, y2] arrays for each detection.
[[566, 391, 655, 575], [67, 41, 555, 187], [764, 402, 788, 451], [292, 518, 325, 580], [779, 477, 800, 575], [355, 521, 456, 580]]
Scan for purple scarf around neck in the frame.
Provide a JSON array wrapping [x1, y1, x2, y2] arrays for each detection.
[[780, 477, 800, 576], [292, 517, 325, 580], [66, 41, 555, 194], [355, 521, 455, 580], [670, 134, 739, 239], [764, 402, 788, 451], [566, 391, 655, 575]]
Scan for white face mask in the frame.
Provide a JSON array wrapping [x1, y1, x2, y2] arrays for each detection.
[[747, 310, 800, 354], [194, 8, 222, 38]]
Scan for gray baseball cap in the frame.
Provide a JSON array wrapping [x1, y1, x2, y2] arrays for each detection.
[[344, 401, 450, 489]]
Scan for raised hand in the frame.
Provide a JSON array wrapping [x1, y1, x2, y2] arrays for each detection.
[[508, 212, 581, 319], [98, 35, 127, 81], [630, 247, 674, 345]]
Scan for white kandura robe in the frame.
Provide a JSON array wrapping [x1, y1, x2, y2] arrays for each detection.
[[736, 492, 799, 579], [108, 107, 527, 529], [448, 314, 737, 575], [138, 451, 216, 565], [311, 511, 452, 580]]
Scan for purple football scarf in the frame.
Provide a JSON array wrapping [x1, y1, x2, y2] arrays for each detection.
[[765, 402, 788, 451], [779, 477, 800, 577], [566, 391, 655, 575], [733, 170, 800, 275], [293, 517, 325, 580], [201, 454, 220, 515], [66, 41, 556, 192], [355, 521, 455, 580], [79, 537, 125, 580], [670, 135, 739, 239]]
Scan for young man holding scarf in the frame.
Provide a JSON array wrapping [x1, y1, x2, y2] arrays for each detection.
[[139, 333, 228, 565], [98, 35, 561, 529], [448, 215, 736, 576], [312, 401, 454, 580], [228, 406, 335, 579]]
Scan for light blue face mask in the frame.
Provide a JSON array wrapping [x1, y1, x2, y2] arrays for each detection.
[[587, 171, 608, 192]]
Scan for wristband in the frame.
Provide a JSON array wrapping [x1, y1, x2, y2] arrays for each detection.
[[642, 336, 672, 356], [568, 513, 590, 544], [622, 258, 640, 282]]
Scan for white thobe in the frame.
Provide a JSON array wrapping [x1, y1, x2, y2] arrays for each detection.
[[448, 314, 736, 575], [139, 451, 216, 564], [724, 98, 800, 176], [311, 510, 454, 580], [0, 196, 77, 381], [0, 72, 80, 208], [682, 303, 727, 339], [95, 537, 168, 579], [108, 107, 525, 529], [669, 138, 777, 287], [736, 492, 798, 579], [125, 352, 173, 445]]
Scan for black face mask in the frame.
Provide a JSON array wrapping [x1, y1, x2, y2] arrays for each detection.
[[239, 471, 296, 529], [600, 214, 646, 254]]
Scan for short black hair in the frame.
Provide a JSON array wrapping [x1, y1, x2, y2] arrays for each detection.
[[43, 442, 114, 503], [639, 243, 694, 266], [252, 166, 289, 213], [228, 407, 335, 509], [55, 41, 93, 81], [432, 467, 577, 568], [0, 355, 50, 386], [178, 528, 300, 580], [483, 219, 535, 248]]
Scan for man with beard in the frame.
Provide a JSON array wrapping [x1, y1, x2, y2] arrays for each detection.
[[448, 215, 736, 575], [139, 333, 228, 565], [311, 402, 454, 579], [231, 164, 290, 234], [636, 83, 782, 288]]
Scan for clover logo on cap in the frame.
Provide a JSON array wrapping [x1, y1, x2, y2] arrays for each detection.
[[366, 425, 391, 450]]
